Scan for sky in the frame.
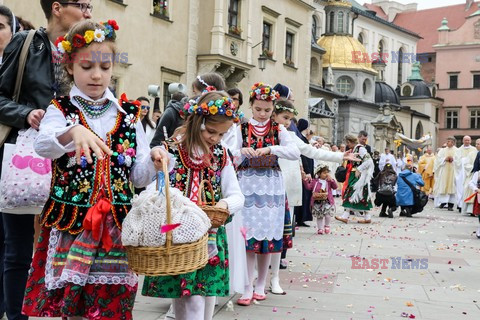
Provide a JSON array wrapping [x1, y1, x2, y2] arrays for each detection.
[[364, 0, 467, 10]]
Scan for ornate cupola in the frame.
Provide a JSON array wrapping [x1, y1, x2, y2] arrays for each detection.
[[324, 0, 352, 35]]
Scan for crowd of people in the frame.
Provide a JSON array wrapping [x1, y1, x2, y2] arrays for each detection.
[[0, 1, 478, 320]]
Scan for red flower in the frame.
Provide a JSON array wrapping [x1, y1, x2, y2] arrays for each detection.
[[72, 34, 86, 48], [108, 19, 119, 30], [54, 36, 65, 47], [181, 289, 191, 297], [177, 167, 186, 175], [180, 278, 187, 288], [116, 144, 124, 153], [268, 243, 274, 251], [208, 255, 220, 266], [197, 283, 203, 288], [253, 243, 260, 250], [208, 169, 214, 177], [224, 258, 229, 268]]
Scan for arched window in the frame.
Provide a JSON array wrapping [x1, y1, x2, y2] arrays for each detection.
[[358, 33, 364, 44], [397, 48, 403, 85], [338, 11, 344, 33], [415, 121, 424, 140], [312, 15, 318, 41], [329, 11, 334, 33], [378, 40, 384, 57]]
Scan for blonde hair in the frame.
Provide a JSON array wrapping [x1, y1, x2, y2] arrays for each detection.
[[345, 134, 358, 145]]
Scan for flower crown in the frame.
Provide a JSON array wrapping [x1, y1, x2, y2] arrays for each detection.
[[249, 82, 280, 102], [183, 97, 242, 123], [275, 103, 298, 115], [55, 20, 119, 55]]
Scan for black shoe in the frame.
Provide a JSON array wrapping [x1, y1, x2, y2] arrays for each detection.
[[388, 208, 394, 218], [379, 212, 388, 218], [439, 203, 446, 209], [297, 222, 310, 227], [448, 204, 454, 212], [399, 210, 406, 217]]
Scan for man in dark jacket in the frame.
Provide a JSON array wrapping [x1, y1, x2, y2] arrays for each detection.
[[150, 92, 187, 147], [0, 2, 91, 318]]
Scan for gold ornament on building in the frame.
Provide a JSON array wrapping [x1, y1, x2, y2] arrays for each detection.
[[322, 0, 352, 8]]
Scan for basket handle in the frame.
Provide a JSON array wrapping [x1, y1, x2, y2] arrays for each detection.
[[158, 161, 173, 252], [197, 179, 216, 206]]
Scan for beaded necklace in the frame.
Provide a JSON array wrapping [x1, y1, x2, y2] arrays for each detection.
[[74, 96, 113, 119]]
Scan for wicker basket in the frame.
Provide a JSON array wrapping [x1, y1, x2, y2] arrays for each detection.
[[312, 191, 328, 201], [197, 180, 230, 228], [125, 162, 208, 276]]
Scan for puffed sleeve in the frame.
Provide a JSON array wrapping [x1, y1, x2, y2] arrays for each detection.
[[293, 134, 343, 163], [220, 158, 245, 213], [34, 105, 78, 159], [130, 124, 175, 188], [269, 125, 300, 160]]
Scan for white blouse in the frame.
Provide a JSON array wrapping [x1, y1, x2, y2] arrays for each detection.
[[34, 86, 157, 189], [231, 118, 300, 166]]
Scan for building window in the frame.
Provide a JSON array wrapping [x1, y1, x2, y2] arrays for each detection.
[[312, 15, 318, 42], [338, 11, 344, 33], [329, 11, 334, 33], [402, 85, 412, 96], [471, 109, 480, 128], [163, 82, 171, 109], [358, 33, 364, 44], [397, 48, 403, 85], [445, 109, 458, 129], [285, 32, 294, 65], [153, 0, 169, 17], [262, 22, 272, 53], [435, 108, 439, 123], [473, 74, 480, 88], [228, 0, 241, 35], [336, 76, 354, 95], [415, 121, 423, 139], [449, 74, 458, 89]]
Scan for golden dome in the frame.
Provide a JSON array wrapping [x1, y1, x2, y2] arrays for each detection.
[[317, 35, 377, 75], [323, 0, 352, 8]]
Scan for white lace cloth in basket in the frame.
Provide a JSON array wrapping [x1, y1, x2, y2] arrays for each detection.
[[121, 187, 211, 246]]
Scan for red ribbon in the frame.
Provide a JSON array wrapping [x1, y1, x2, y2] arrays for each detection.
[[160, 223, 181, 234], [83, 194, 113, 252]]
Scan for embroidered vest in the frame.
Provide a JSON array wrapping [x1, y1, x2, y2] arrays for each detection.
[[165, 141, 227, 204], [238, 121, 280, 170], [40, 96, 141, 234]]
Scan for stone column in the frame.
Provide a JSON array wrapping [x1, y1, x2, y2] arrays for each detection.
[[210, 0, 226, 55]]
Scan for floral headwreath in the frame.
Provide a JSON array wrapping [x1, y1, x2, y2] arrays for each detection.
[[275, 103, 298, 116], [249, 82, 280, 102], [183, 97, 242, 123], [55, 20, 119, 55]]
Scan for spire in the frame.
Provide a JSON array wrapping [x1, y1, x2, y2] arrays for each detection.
[[437, 17, 450, 31], [407, 61, 424, 81]]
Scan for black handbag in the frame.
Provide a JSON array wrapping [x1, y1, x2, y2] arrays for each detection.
[[335, 166, 347, 183], [401, 176, 428, 214]]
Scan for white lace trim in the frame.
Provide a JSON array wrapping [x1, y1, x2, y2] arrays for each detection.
[[45, 228, 138, 290]]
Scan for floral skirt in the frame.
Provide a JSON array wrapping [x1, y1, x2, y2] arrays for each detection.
[[312, 201, 335, 218], [342, 172, 372, 211], [246, 199, 292, 254], [22, 227, 137, 319], [142, 226, 229, 298]]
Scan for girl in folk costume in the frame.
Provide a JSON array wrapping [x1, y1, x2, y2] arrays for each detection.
[[335, 134, 374, 224], [22, 20, 166, 319], [303, 165, 338, 234], [467, 172, 480, 238], [232, 83, 300, 306], [142, 91, 244, 320]]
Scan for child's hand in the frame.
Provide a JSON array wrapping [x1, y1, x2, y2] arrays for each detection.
[[255, 147, 271, 156], [68, 126, 112, 164], [27, 109, 45, 130], [241, 147, 256, 158], [215, 200, 228, 210], [151, 147, 169, 171], [326, 174, 333, 181]]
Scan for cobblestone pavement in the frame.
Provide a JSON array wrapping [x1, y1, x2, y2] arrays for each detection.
[[32, 199, 480, 320]]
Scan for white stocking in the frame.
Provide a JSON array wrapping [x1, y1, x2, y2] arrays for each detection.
[[270, 253, 281, 279], [364, 213, 371, 220], [240, 251, 256, 300], [324, 215, 331, 227], [316, 217, 325, 229], [254, 254, 271, 295], [174, 296, 205, 320], [204, 296, 216, 320]]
